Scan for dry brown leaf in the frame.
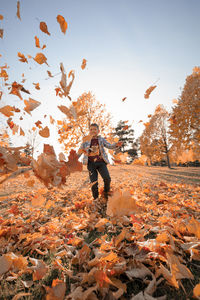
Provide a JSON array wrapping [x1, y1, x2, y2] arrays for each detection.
[[47, 70, 53, 77], [40, 21, 50, 35], [0, 15, 3, 20], [18, 52, 28, 63], [20, 127, 25, 136], [0, 105, 14, 117], [57, 15, 68, 34], [45, 278, 66, 300], [34, 35, 40, 48], [29, 257, 48, 281], [144, 85, 157, 99], [81, 58, 87, 70], [16, 1, 21, 20], [39, 126, 50, 138], [0, 29, 3, 39], [24, 98, 41, 114], [33, 82, 40, 90], [193, 283, 200, 298], [34, 53, 48, 65], [106, 190, 139, 217], [31, 193, 46, 207]]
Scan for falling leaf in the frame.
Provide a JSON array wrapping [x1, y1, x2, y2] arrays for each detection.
[[106, 190, 139, 217], [16, 1, 21, 20], [47, 70, 53, 77], [39, 126, 50, 138], [35, 120, 42, 128], [0, 15, 3, 20], [144, 85, 157, 99], [0, 105, 14, 117], [50, 115, 55, 124], [20, 127, 25, 136], [81, 58, 87, 70], [122, 97, 127, 102], [33, 82, 40, 90], [57, 15, 68, 34], [34, 53, 49, 65], [18, 52, 28, 63], [40, 21, 50, 35], [24, 98, 41, 114], [65, 149, 83, 173], [58, 105, 74, 119], [34, 36, 40, 48], [0, 29, 3, 39]]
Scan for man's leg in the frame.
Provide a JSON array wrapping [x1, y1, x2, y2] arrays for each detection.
[[97, 162, 111, 199], [87, 161, 98, 199]]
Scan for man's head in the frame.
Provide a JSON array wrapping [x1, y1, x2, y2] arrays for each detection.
[[89, 123, 99, 137]]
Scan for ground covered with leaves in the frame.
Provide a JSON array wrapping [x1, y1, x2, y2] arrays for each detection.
[[0, 165, 200, 300]]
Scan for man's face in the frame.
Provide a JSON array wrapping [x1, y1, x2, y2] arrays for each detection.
[[90, 126, 99, 137]]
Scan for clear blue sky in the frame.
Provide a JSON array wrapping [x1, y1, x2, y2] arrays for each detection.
[[0, 0, 200, 156]]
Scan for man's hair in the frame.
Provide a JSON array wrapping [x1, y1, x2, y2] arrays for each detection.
[[90, 123, 99, 129]]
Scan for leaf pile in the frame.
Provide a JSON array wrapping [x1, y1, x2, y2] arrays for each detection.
[[0, 167, 200, 299]]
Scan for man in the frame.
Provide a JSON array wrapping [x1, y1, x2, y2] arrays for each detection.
[[77, 123, 123, 200]]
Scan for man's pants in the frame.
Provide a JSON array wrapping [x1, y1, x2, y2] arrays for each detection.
[[87, 160, 111, 199]]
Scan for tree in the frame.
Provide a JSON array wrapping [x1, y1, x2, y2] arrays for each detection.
[[112, 120, 138, 163], [169, 67, 200, 161], [140, 105, 171, 168], [58, 91, 113, 152]]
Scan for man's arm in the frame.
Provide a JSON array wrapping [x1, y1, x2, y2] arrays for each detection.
[[102, 138, 122, 149], [77, 142, 89, 158]]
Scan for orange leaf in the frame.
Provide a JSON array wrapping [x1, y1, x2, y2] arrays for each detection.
[[20, 127, 25, 136], [144, 85, 157, 99], [35, 120, 42, 128], [34, 36, 40, 48], [29, 257, 48, 281], [81, 58, 87, 70], [0, 15, 3, 20], [16, 1, 21, 20], [24, 98, 41, 114], [18, 52, 28, 63], [0, 105, 14, 117], [122, 97, 127, 102], [40, 21, 50, 35], [57, 15, 68, 34], [193, 283, 200, 298], [27, 179, 35, 187], [106, 190, 139, 217], [39, 126, 50, 138], [0, 29, 3, 39], [47, 70, 53, 77], [34, 53, 48, 65], [65, 149, 83, 173], [45, 279, 66, 300], [31, 194, 46, 206], [33, 82, 40, 90]]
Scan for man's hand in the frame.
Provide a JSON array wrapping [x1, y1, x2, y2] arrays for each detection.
[[116, 141, 123, 147]]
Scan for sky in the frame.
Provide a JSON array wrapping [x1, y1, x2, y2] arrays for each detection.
[[0, 0, 200, 157]]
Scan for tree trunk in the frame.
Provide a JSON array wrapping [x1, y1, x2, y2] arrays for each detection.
[[166, 152, 171, 169]]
